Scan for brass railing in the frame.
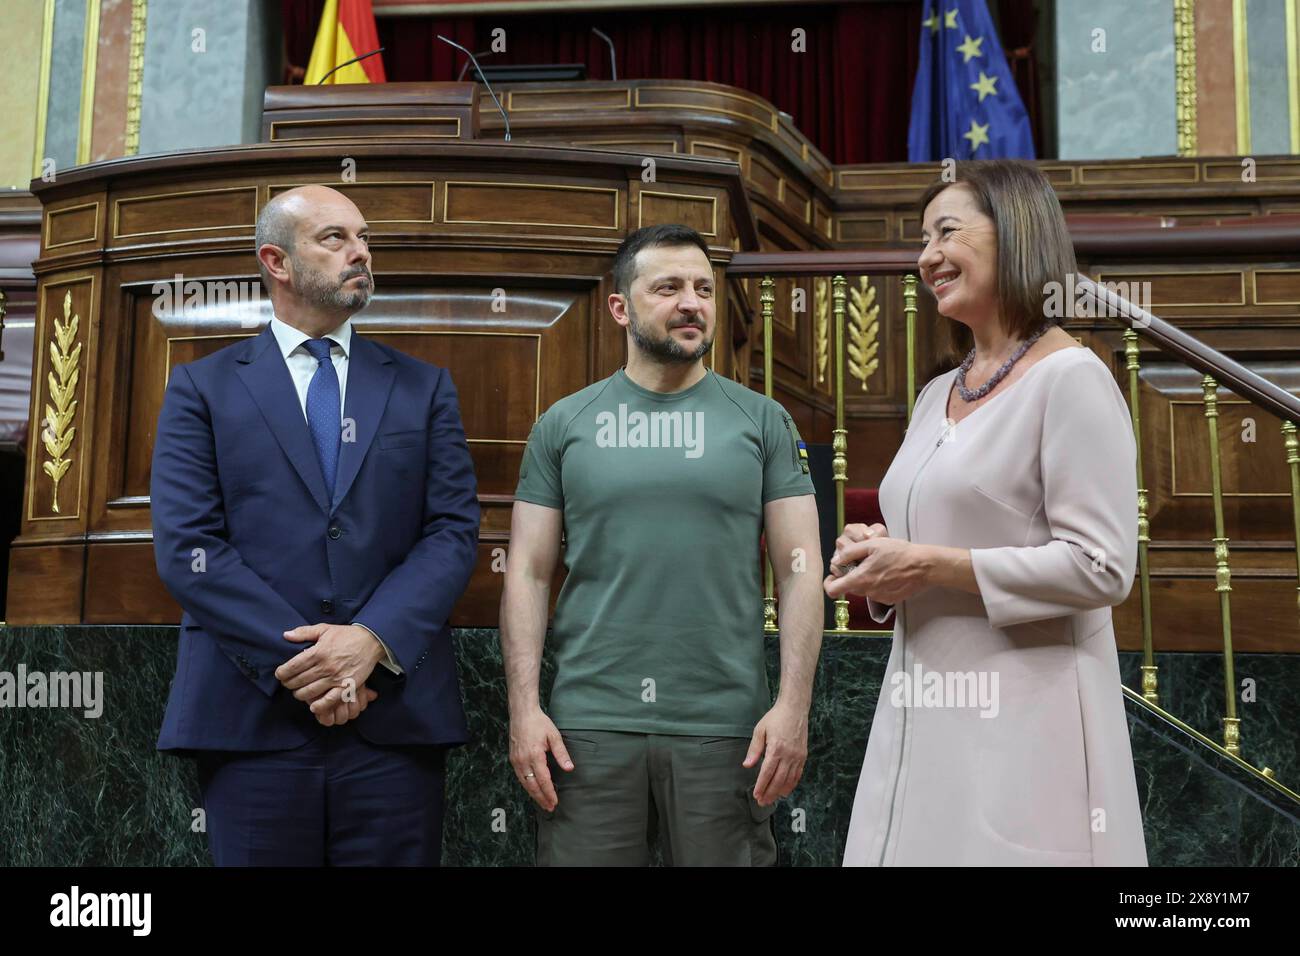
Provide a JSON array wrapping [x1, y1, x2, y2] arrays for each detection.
[[1078, 276, 1300, 763], [729, 252, 918, 635], [726, 255, 1300, 797]]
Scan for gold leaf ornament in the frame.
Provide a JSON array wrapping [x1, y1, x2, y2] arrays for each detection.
[[847, 276, 880, 390], [41, 290, 81, 514], [813, 278, 829, 385]]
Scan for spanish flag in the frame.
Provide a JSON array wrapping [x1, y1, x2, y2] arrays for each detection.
[[304, 0, 387, 85]]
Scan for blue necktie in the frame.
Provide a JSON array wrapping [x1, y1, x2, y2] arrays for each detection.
[[303, 338, 341, 499]]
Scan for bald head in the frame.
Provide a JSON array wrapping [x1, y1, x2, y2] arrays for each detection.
[[254, 185, 374, 320], [255, 185, 361, 285]]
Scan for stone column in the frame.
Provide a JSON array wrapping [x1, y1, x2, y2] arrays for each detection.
[[138, 0, 282, 155], [1054, 0, 1178, 160]]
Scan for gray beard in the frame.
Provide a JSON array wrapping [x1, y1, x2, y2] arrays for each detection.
[[293, 260, 373, 313], [627, 302, 713, 364]]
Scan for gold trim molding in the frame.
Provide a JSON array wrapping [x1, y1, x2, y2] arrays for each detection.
[[32, 0, 56, 180], [41, 291, 82, 515], [1174, 0, 1198, 156], [1233, 0, 1251, 154], [268, 180, 437, 224], [1288, 0, 1300, 153], [45, 201, 102, 250], [507, 87, 630, 112], [113, 185, 258, 239], [77, 0, 102, 167], [576, 138, 679, 153], [636, 189, 718, 237], [1169, 399, 1290, 497], [125, 0, 146, 156], [1094, 269, 1246, 308], [268, 116, 462, 141], [634, 85, 777, 130], [442, 181, 621, 230]]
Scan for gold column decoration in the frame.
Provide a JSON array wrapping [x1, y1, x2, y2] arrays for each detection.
[[1124, 331, 1157, 704], [77, 0, 103, 166], [832, 274, 850, 631], [761, 275, 777, 633], [1284, 0, 1294, 158], [32, 0, 56, 180], [1202, 375, 1240, 756], [1232, 0, 1251, 155], [125, 0, 148, 156], [813, 277, 829, 386], [42, 291, 82, 515], [847, 276, 880, 391], [1283, 421, 1300, 610], [902, 273, 918, 423], [1174, 0, 1198, 156]]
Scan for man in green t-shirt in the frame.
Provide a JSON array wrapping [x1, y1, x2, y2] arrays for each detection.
[[501, 224, 823, 866]]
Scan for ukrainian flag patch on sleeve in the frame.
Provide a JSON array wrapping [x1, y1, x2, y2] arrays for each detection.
[[781, 411, 811, 475]]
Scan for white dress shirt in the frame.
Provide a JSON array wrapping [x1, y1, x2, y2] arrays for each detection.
[[269, 312, 352, 422], [268, 314, 401, 676]]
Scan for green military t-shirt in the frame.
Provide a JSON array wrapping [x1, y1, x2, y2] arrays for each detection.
[[514, 367, 815, 737]]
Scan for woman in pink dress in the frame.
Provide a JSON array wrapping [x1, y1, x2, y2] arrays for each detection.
[[826, 160, 1147, 866]]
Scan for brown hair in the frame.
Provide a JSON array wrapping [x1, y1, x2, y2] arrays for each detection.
[[611, 224, 711, 298], [918, 160, 1076, 364]]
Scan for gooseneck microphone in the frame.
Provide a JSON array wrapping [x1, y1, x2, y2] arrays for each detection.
[[316, 47, 386, 84], [457, 51, 495, 82], [591, 27, 617, 80], [437, 35, 511, 142]]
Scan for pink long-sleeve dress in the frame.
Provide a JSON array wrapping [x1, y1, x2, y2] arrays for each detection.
[[843, 345, 1148, 866]]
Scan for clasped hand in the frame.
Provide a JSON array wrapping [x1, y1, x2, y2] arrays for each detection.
[[823, 523, 930, 605], [274, 623, 385, 727]]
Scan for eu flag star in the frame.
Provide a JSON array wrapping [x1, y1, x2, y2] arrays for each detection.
[[963, 119, 990, 153], [923, 12, 940, 33], [970, 71, 999, 102], [944, 8, 959, 28], [957, 34, 984, 63]]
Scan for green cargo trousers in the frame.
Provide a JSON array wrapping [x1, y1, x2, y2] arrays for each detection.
[[534, 730, 779, 867]]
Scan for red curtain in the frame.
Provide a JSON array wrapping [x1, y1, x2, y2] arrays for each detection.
[[996, 0, 1043, 157], [282, 1, 923, 163]]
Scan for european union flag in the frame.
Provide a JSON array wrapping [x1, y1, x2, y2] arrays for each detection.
[[907, 0, 1036, 161]]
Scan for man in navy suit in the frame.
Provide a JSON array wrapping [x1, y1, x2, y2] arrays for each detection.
[[151, 185, 480, 866]]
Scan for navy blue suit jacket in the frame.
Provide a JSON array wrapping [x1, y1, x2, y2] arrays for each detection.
[[152, 324, 480, 753]]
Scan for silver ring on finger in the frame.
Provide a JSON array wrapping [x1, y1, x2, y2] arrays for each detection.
[[525, 772, 536, 779]]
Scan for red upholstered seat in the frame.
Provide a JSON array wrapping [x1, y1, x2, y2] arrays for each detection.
[[759, 487, 896, 630], [843, 488, 894, 630]]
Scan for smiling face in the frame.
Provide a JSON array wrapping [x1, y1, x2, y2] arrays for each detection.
[[918, 184, 999, 328], [618, 242, 716, 364]]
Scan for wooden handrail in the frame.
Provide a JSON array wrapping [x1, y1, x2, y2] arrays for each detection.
[[1077, 276, 1300, 424], [727, 251, 919, 276], [1070, 216, 1300, 257], [730, 217, 1300, 270]]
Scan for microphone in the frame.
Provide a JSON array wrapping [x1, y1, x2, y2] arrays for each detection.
[[457, 50, 494, 82], [437, 34, 511, 142], [316, 47, 385, 84], [591, 28, 617, 80]]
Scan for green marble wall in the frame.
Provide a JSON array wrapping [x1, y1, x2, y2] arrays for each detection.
[[0, 625, 1295, 866]]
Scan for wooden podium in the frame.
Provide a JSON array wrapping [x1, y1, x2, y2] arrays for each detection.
[[260, 81, 481, 142], [6, 83, 756, 625]]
